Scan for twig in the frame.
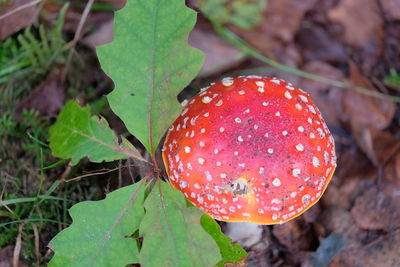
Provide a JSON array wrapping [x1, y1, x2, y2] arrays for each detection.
[[63, 0, 95, 80], [31, 223, 40, 266], [0, 0, 42, 21], [0, 172, 17, 217], [13, 223, 24, 267], [210, 19, 400, 103], [65, 167, 121, 183], [64, 163, 141, 182]]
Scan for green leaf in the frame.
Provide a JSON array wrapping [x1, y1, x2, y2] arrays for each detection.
[[384, 69, 400, 87], [97, 0, 204, 155], [200, 0, 267, 29], [48, 182, 146, 266], [139, 181, 221, 266], [49, 100, 141, 165], [201, 214, 248, 266]]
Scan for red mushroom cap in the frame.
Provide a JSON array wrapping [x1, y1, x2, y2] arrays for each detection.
[[162, 76, 336, 224]]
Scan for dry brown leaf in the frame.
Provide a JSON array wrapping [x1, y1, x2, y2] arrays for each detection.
[[341, 62, 397, 165], [302, 203, 321, 223], [320, 207, 364, 249], [381, 0, 400, 20], [188, 28, 245, 77], [299, 61, 344, 127], [15, 70, 65, 121], [328, 0, 383, 47], [296, 26, 347, 64], [351, 187, 400, 230], [333, 146, 374, 180], [343, 61, 396, 130], [0, 245, 14, 267], [273, 219, 315, 251], [232, 0, 317, 56], [381, 151, 400, 199], [329, 229, 400, 266], [0, 0, 39, 41], [350, 126, 400, 166], [81, 19, 114, 49]]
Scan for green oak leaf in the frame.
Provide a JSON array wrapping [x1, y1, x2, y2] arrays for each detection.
[[139, 181, 221, 266], [48, 182, 146, 266], [97, 0, 204, 156], [201, 214, 248, 266], [49, 100, 141, 165]]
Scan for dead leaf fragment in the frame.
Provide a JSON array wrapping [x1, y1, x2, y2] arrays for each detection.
[[328, 0, 383, 47], [341, 62, 397, 165], [320, 207, 364, 249], [0, 0, 39, 41], [0, 246, 14, 267], [351, 187, 400, 230], [15, 70, 65, 121], [381, 0, 400, 20], [329, 229, 400, 266], [381, 152, 400, 198], [189, 28, 245, 77], [342, 61, 395, 129], [81, 19, 114, 49], [299, 61, 344, 127], [231, 0, 317, 56], [350, 126, 400, 166], [273, 219, 315, 251], [296, 26, 347, 64]]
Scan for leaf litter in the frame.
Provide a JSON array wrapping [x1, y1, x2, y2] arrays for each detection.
[[2, 0, 400, 265]]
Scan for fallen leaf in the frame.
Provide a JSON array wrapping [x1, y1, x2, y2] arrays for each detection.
[[350, 126, 400, 166], [351, 186, 400, 230], [0, 245, 14, 267], [381, 0, 400, 20], [322, 176, 374, 210], [328, 0, 383, 47], [296, 26, 347, 64], [15, 70, 65, 121], [310, 233, 346, 267], [299, 61, 344, 127], [343, 62, 396, 130], [81, 19, 114, 49], [319, 207, 364, 249], [0, 0, 39, 41], [41, 2, 113, 38], [381, 151, 400, 199], [189, 28, 245, 77], [302, 203, 321, 223], [329, 229, 400, 266], [272, 219, 315, 251], [332, 146, 374, 182], [231, 0, 317, 56]]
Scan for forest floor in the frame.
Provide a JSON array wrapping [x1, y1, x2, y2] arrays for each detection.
[[1, 0, 400, 266]]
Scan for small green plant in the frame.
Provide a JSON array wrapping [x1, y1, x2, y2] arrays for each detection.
[[384, 69, 400, 88], [47, 1, 247, 266], [0, 4, 68, 86], [0, 4, 87, 264], [199, 0, 267, 29]]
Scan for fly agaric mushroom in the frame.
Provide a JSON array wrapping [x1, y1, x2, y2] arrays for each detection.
[[162, 76, 336, 224]]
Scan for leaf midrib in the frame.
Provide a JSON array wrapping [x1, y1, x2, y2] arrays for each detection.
[[58, 123, 142, 160], [148, 0, 161, 156]]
